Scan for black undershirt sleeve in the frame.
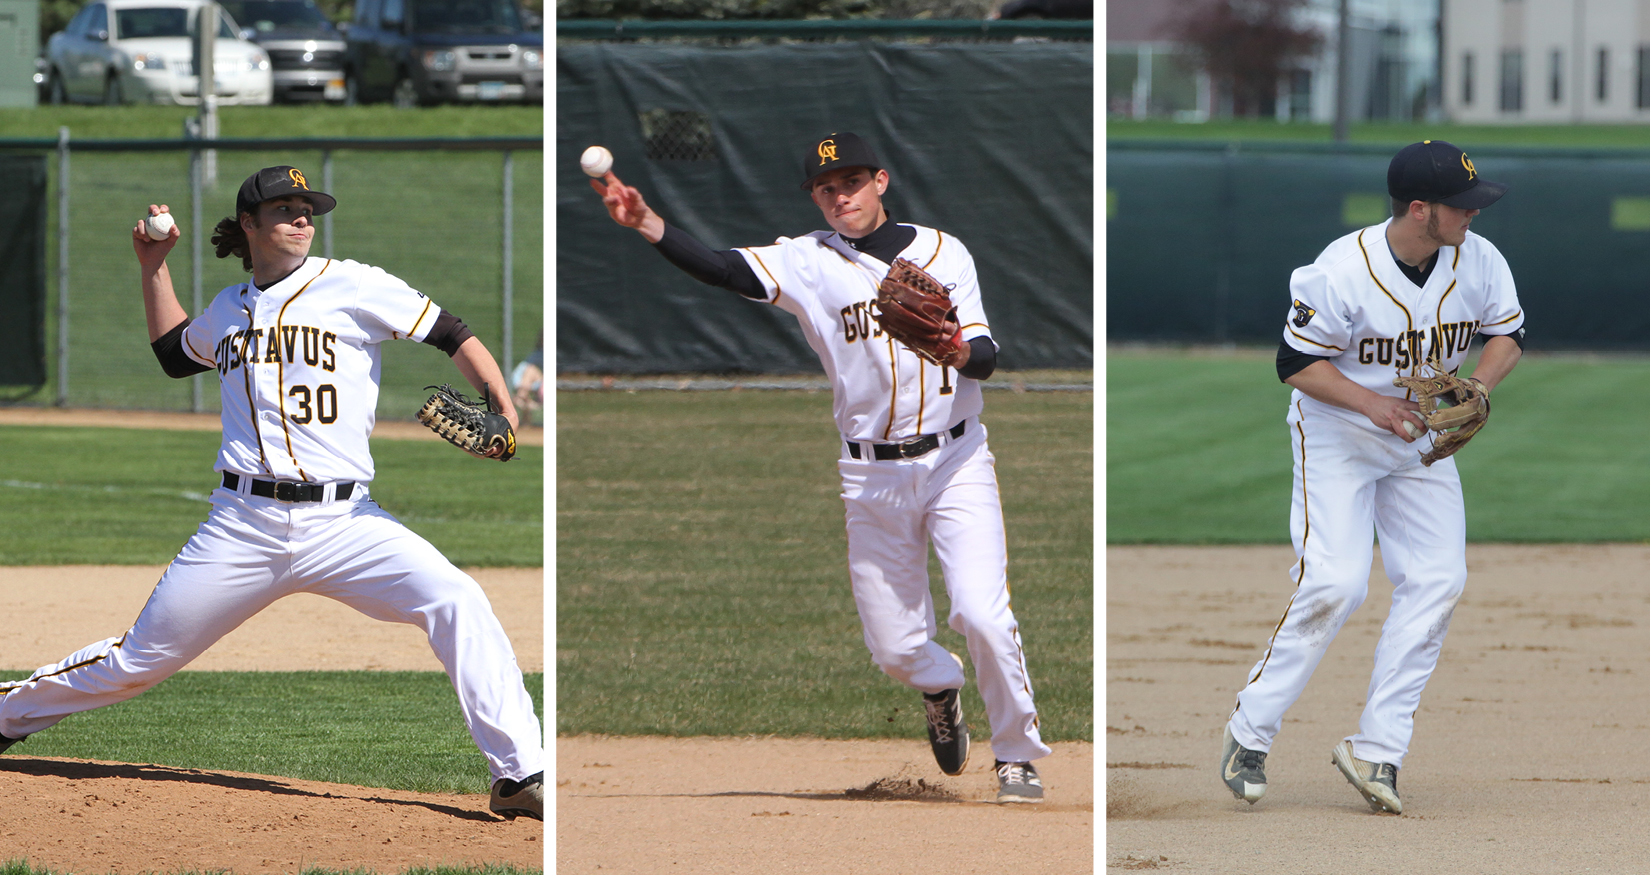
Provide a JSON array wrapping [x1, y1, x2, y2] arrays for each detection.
[[652, 223, 767, 300], [958, 336, 996, 380], [1481, 326, 1527, 349], [421, 308, 476, 356], [1276, 339, 1329, 383], [150, 318, 213, 378]]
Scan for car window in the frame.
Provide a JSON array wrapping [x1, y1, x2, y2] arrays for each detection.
[[411, 0, 521, 33], [76, 3, 110, 37], [218, 0, 334, 33], [116, 7, 190, 38]]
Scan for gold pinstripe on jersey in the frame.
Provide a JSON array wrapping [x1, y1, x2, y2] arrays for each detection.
[[883, 337, 898, 441], [1434, 280, 1459, 329], [743, 248, 785, 306], [1356, 228, 1414, 331], [1483, 311, 1523, 327], [273, 260, 332, 482], [237, 291, 271, 474], [400, 297, 435, 341], [1287, 329, 1344, 351]]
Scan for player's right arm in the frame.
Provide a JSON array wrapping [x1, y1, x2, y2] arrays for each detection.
[[1284, 359, 1426, 442], [590, 172, 767, 299], [134, 205, 187, 343]]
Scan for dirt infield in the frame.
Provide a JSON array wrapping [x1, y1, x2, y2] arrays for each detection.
[[0, 566, 543, 874], [1106, 544, 1649, 875], [557, 735, 1094, 873]]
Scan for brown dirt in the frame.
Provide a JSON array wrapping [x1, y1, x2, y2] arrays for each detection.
[[0, 407, 545, 446], [0, 566, 543, 874], [556, 735, 1095, 874], [1106, 544, 1649, 875]]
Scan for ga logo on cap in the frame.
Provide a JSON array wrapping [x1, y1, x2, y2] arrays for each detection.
[[818, 139, 838, 166], [289, 168, 310, 189]]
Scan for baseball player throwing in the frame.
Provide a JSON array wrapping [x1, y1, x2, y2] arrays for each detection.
[[0, 166, 544, 821], [590, 132, 1051, 803], [1222, 141, 1525, 814]]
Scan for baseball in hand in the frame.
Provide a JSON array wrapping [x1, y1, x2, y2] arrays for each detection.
[[1402, 419, 1424, 439], [144, 212, 176, 241], [580, 145, 613, 178]]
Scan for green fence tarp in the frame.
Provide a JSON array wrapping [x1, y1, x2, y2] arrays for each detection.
[[0, 154, 47, 390], [556, 41, 1094, 374], [1107, 142, 1649, 351]]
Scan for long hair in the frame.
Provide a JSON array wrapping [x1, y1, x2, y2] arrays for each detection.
[[210, 214, 254, 273]]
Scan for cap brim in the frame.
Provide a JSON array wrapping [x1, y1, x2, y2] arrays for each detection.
[[301, 192, 338, 215], [1437, 179, 1507, 209]]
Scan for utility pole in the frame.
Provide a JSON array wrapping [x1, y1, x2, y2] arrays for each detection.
[[194, 2, 219, 184], [1334, 0, 1352, 142]]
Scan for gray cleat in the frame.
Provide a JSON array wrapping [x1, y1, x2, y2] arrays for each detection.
[[490, 771, 544, 821], [1331, 740, 1402, 814], [1220, 725, 1268, 803], [994, 760, 1044, 803]]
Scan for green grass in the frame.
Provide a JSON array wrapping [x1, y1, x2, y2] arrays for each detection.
[[1107, 349, 1649, 543], [555, 388, 1093, 743], [0, 427, 542, 566], [0, 670, 543, 794], [1106, 118, 1650, 149], [0, 105, 543, 140]]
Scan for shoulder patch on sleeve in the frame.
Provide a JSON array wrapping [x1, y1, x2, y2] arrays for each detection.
[[1291, 299, 1317, 328]]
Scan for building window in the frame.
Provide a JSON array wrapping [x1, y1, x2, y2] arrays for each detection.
[[1463, 52, 1475, 105], [1500, 49, 1524, 112], [1550, 49, 1563, 104], [1597, 47, 1609, 102], [1638, 45, 1648, 110]]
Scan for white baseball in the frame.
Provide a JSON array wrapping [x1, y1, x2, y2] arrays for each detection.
[[1402, 419, 1424, 439], [144, 212, 175, 241], [580, 145, 613, 178]]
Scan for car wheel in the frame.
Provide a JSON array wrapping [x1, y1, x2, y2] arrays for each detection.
[[103, 73, 123, 106], [391, 74, 419, 109], [49, 70, 68, 105]]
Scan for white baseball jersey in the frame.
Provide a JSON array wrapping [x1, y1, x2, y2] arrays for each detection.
[[1282, 218, 1524, 428], [176, 257, 439, 484], [736, 224, 993, 442]]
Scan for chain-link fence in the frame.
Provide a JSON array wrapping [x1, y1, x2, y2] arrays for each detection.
[[1, 135, 542, 421]]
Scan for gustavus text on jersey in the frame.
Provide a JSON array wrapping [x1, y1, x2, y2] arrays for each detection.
[[1357, 320, 1482, 369], [214, 325, 339, 374]]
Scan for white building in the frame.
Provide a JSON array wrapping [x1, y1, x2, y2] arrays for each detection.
[[1442, 0, 1649, 123]]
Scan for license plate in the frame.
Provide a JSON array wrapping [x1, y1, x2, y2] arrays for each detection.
[[478, 81, 505, 100], [324, 80, 345, 100]]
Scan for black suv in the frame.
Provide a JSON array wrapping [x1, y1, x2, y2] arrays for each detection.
[[219, 0, 347, 102], [345, 0, 542, 107]]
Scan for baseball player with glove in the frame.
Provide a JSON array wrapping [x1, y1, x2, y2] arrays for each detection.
[[1222, 141, 1524, 814], [0, 166, 544, 821], [590, 131, 1051, 803]]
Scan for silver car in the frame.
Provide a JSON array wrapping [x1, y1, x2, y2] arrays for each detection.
[[45, 0, 274, 105]]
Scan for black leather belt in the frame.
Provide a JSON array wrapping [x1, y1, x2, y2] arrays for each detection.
[[222, 472, 354, 503], [848, 420, 967, 461]]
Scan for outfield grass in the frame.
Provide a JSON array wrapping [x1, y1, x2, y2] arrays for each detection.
[[0, 670, 543, 795], [1106, 118, 1649, 149], [555, 388, 1093, 743], [1107, 349, 1649, 543], [0, 105, 543, 140], [0, 427, 541, 566]]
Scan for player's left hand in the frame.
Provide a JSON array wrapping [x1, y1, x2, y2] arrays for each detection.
[[940, 319, 970, 369]]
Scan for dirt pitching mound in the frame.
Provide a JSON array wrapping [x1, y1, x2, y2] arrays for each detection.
[[0, 756, 541, 874], [558, 734, 1093, 874]]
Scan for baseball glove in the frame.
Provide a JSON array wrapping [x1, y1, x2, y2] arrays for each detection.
[[874, 258, 964, 366], [417, 384, 516, 461], [1391, 355, 1490, 466]]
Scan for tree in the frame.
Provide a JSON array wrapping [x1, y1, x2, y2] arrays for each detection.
[[1175, 0, 1321, 118]]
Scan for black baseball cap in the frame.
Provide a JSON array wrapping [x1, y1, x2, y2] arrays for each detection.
[[1387, 140, 1507, 210], [800, 132, 882, 191], [236, 165, 337, 217]]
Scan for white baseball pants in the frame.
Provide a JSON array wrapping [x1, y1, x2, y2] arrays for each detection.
[[0, 483, 544, 783], [839, 419, 1051, 764], [1229, 406, 1466, 768]]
